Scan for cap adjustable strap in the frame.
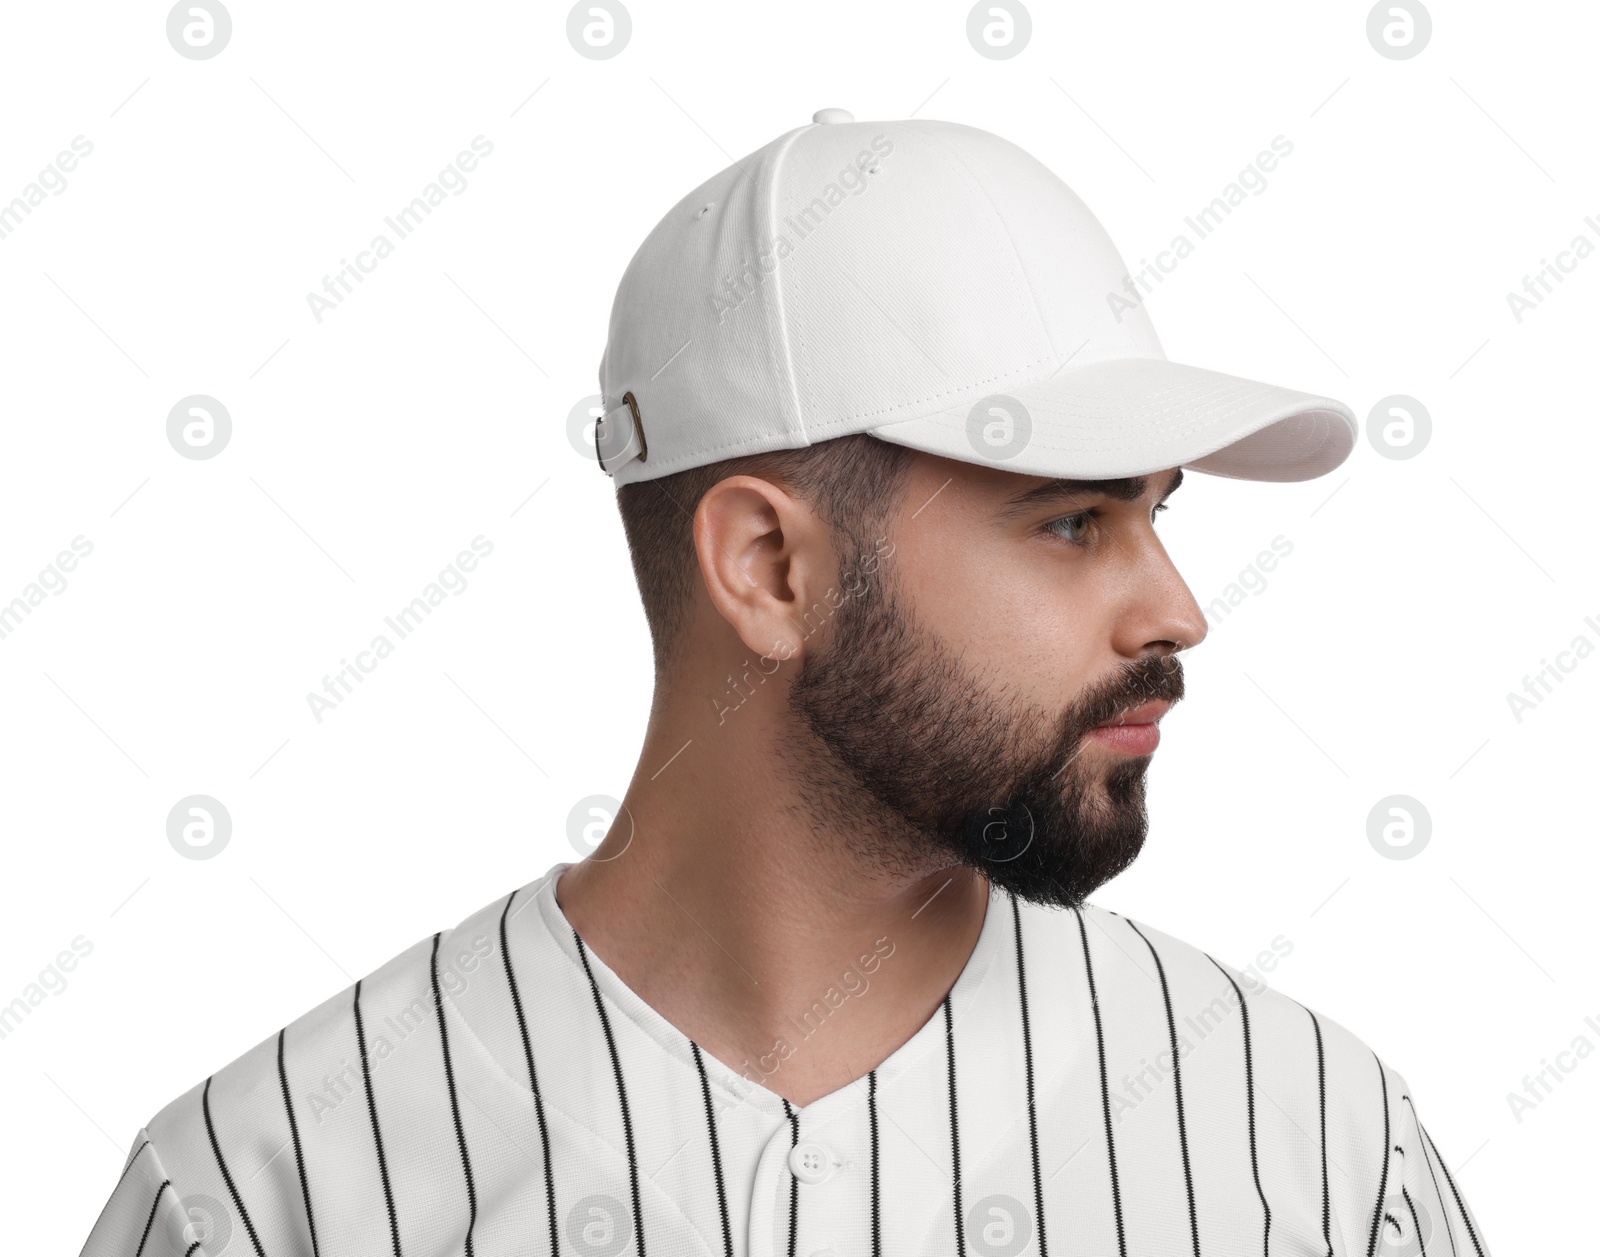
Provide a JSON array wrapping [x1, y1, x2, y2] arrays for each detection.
[[594, 391, 646, 476]]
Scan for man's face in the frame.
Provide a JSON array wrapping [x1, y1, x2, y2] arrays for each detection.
[[788, 451, 1207, 909]]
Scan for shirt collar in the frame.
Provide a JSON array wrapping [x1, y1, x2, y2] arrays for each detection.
[[528, 859, 1012, 1131]]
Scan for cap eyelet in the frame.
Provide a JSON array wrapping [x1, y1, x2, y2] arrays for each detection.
[[695, 202, 714, 219], [624, 391, 647, 461]]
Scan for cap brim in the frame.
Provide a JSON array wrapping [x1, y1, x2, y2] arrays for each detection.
[[866, 357, 1358, 483]]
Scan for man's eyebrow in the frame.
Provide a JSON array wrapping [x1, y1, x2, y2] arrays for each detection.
[[996, 466, 1184, 518]]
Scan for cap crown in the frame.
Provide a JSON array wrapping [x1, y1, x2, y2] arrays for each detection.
[[598, 117, 1164, 484]]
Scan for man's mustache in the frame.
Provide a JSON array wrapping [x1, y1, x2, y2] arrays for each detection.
[[1068, 656, 1185, 739]]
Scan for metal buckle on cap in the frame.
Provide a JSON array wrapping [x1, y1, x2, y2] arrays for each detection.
[[594, 391, 647, 475]]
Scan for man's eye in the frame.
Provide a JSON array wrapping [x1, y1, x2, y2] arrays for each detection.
[[1045, 502, 1168, 546], [1044, 512, 1094, 545]]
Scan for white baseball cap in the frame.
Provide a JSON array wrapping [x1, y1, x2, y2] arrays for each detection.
[[594, 108, 1356, 487]]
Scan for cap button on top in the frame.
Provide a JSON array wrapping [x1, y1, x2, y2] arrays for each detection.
[[811, 108, 854, 125]]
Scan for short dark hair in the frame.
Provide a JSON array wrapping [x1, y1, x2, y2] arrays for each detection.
[[615, 434, 918, 674]]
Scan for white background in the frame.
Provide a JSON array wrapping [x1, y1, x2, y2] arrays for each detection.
[[3, 1, 1594, 1250]]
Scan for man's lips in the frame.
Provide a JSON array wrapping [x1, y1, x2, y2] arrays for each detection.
[[1086, 699, 1172, 755]]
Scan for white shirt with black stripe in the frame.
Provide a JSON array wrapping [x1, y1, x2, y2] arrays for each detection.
[[80, 859, 1491, 1257]]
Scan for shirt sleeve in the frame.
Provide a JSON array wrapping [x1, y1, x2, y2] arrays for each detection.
[[1384, 1071, 1492, 1257], [79, 1129, 212, 1257]]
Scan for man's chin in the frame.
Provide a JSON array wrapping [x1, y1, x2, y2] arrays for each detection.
[[942, 836, 1142, 912]]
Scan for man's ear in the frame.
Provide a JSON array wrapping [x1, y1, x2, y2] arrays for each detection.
[[693, 474, 835, 661]]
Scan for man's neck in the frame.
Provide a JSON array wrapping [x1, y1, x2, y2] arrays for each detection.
[[553, 748, 992, 1109]]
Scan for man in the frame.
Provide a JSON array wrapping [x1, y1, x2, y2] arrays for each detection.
[[82, 110, 1489, 1256]]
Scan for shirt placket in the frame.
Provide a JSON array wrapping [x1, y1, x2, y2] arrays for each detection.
[[748, 1098, 870, 1257]]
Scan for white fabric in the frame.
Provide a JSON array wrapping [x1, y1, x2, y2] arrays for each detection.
[[596, 112, 1356, 488], [79, 860, 1489, 1256]]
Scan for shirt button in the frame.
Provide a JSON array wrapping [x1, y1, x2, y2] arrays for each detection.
[[787, 1140, 834, 1184], [811, 108, 854, 125]]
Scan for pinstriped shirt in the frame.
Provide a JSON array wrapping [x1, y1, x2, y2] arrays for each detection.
[[80, 860, 1490, 1256]]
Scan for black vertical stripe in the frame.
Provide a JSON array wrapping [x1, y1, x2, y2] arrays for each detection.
[[781, 1099, 799, 1257], [201, 1074, 266, 1257], [1366, 1053, 1392, 1257], [276, 1026, 321, 1257], [942, 995, 964, 1256], [499, 890, 560, 1257], [1011, 894, 1048, 1257], [354, 978, 404, 1257], [1402, 1096, 1456, 1257], [574, 929, 647, 1257], [1073, 906, 1126, 1257], [867, 1068, 881, 1257], [1402, 1186, 1430, 1257], [1309, 1008, 1332, 1257], [1206, 957, 1270, 1257], [689, 1041, 735, 1257], [133, 1179, 170, 1257], [1127, 921, 1200, 1257], [431, 932, 480, 1257], [184, 1242, 204, 1256], [1420, 1121, 1486, 1257]]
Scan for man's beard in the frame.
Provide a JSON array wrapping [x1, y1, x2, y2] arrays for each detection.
[[786, 545, 1183, 909]]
